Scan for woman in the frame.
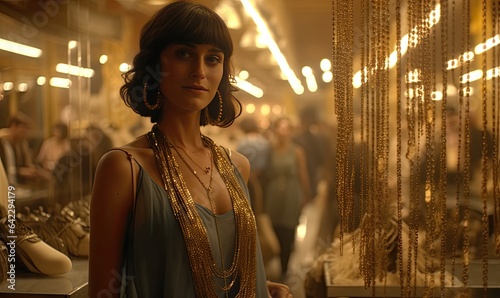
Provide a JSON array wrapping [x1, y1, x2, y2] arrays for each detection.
[[263, 117, 312, 280], [89, 2, 291, 297]]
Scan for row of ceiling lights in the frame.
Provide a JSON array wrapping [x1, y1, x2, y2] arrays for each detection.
[[1, 0, 330, 97]]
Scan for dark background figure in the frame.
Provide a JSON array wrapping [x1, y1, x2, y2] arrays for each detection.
[[0, 113, 41, 185], [51, 125, 113, 210], [293, 105, 330, 200], [236, 116, 270, 213], [36, 122, 70, 179]]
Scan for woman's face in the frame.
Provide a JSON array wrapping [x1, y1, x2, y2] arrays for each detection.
[[158, 43, 224, 115]]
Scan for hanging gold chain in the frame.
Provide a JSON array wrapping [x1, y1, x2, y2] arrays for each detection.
[[439, 0, 449, 296], [492, 0, 500, 258], [480, 0, 489, 294]]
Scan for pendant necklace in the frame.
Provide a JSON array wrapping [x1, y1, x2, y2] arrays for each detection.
[[170, 140, 229, 297]]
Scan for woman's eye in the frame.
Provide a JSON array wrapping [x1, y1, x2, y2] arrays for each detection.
[[176, 50, 191, 58], [207, 55, 222, 64]]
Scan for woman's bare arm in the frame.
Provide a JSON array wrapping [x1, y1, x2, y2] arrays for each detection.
[[89, 150, 136, 298]]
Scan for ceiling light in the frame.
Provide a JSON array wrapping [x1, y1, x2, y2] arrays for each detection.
[[17, 83, 28, 93], [0, 38, 42, 58], [56, 63, 95, 78], [215, 1, 241, 30], [68, 40, 77, 49], [239, 70, 249, 80], [322, 71, 333, 83], [459, 69, 483, 83], [37, 76, 47, 86], [431, 91, 443, 101], [240, 0, 303, 95], [3, 82, 14, 91], [320, 59, 332, 72], [50, 77, 72, 88], [486, 67, 500, 80], [99, 55, 108, 64], [234, 76, 264, 98]]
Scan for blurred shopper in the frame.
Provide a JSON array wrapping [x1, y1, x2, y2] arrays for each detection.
[[236, 116, 270, 212], [36, 123, 70, 174], [0, 113, 39, 185], [293, 105, 330, 200], [264, 116, 312, 280]]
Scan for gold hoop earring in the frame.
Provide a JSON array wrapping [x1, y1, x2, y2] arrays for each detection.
[[215, 90, 223, 122], [143, 82, 161, 110]]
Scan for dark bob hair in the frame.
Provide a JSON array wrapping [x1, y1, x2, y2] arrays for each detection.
[[119, 1, 241, 126]]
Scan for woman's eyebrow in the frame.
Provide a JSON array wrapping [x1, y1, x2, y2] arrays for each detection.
[[177, 42, 223, 53]]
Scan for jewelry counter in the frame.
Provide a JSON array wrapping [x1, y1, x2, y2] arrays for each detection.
[[0, 258, 88, 298], [325, 259, 500, 297]]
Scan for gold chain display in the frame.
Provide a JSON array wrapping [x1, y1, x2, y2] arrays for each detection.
[[332, 0, 499, 296], [147, 125, 257, 297]]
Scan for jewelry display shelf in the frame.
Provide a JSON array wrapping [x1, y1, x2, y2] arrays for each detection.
[[0, 258, 88, 298], [325, 259, 500, 297]]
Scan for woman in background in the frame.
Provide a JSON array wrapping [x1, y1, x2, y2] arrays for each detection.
[[263, 117, 312, 280]]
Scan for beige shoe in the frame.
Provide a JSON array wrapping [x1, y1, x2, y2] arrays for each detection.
[[0, 217, 72, 275]]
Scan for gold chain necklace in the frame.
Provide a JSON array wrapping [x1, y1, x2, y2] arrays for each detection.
[[147, 125, 257, 297], [174, 145, 211, 174], [170, 142, 230, 297]]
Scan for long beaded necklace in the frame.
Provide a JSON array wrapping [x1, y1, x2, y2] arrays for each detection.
[[147, 125, 257, 297], [170, 142, 230, 297]]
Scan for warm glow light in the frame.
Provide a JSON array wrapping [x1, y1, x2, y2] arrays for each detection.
[[302, 66, 313, 77], [245, 103, 256, 114], [119, 63, 131, 73], [320, 59, 332, 71], [239, 70, 249, 80], [49, 77, 72, 88], [306, 76, 318, 92], [460, 87, 474, 96], [431, 91, 443, 101], [3, 82, 13, 91], [234, 76, 264, 98], [486, 67, 500, 80], [260, 104, 270, 116], [56, 63, 95, 78], [17, 83, 28, 93], [37, 76, 46, 86], [459, 69, 483, 83], [459, 51, 475, 62], [447, 59, 459, 70], [353, 70, 363, 88], [475, 34, 500, 54], [426, 4, 441, 27], [322, 71, 333, 83], [68, 40, 77, 49], [352, 4, 440, 88], [99, 55, 108, 64], [407, 69, 421, 83], [0, 38, 42, 58], [240, 0, 303, 94]]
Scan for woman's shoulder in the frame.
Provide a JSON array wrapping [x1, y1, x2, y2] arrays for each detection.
[[221, 146, 250, 182]]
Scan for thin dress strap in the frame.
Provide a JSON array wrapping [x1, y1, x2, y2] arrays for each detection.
[[107, 148, 137, 205]]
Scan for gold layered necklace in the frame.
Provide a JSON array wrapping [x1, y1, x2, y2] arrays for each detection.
[[147, 124, 257, 298]]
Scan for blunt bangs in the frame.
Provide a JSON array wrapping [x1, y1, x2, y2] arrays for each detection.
[[150, 4, 233, 58]]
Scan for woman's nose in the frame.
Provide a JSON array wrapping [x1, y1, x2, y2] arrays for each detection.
[[191, 58, 206, 79]]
